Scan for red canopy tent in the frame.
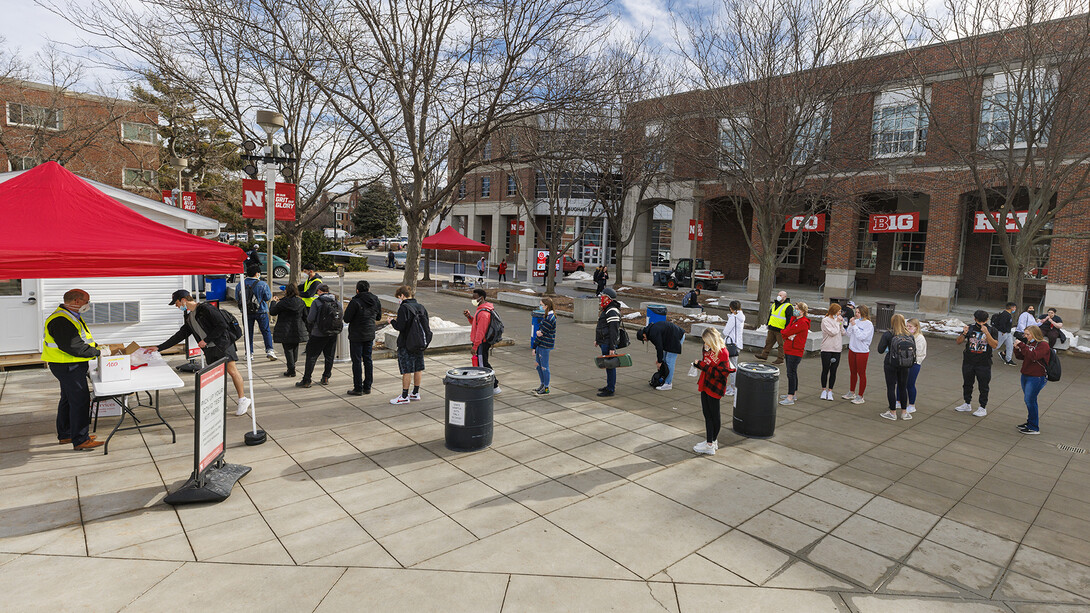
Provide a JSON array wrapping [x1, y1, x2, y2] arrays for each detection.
[[0, 161, 245, 278], [421, 225, 490, 251]]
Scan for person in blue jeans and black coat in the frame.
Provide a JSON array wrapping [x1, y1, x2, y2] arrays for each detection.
[[636, 319, 685, 391], [595, 288, 622, 397], [533, 298, 557, 394], [343, 280, 382, 396]]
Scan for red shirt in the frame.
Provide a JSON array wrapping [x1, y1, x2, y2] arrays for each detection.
[[498, 261, 507, 274], [781, 316, 811, 357], [697, 347, 734, 398], [1014, 340, 1050, 377]]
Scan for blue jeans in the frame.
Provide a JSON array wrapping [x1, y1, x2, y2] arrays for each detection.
[[536, 347, 551, 388], [1021, 374, 1046, 430], [599, 344, 615, 391], [662, 352, 678, 385], [246, 311, 273, 353], [907, 363, 921, 404], [350, 340, 374, 391]]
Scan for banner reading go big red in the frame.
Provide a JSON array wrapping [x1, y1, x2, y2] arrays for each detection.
[[242, 179, 297, 221]]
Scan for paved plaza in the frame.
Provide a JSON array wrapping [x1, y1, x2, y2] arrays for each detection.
[[2, 283, 1090, 612]]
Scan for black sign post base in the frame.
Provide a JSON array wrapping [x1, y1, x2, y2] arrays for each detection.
[[244, 429, 267, 446], [164, 462, 251, 505]]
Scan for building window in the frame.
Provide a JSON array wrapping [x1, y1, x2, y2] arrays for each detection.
[[8, 155, 37, 171], [6, 103, 62, 130], [458, 180, 466, 199], [645, 122, 664, 172], [650, 210, 672, 269], [482, 140, 492, 160], [776, 233, 803, 267], [508, 135, 518, 156], [871, 87, 929, 158], [121, 121, 157, 145], [855, 217, 877, 270], [718, 116, 750, 168], [979, 70, 1053, 149], [481, 177, 491, 198], [335, 212, 343, 221], [85, 301, 140, 325], [793, 105, 830, 164], [988, 233, 1050, 279], [507, 174, 516, 196], [892, 220, 927, 272], [122, 168, 157, 188]]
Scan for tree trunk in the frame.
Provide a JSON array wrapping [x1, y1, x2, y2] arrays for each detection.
[[288, 227, 303, 287], [757, 253, 776, 327], [402, 215, 424, 290], [613, 229, 629, 288]]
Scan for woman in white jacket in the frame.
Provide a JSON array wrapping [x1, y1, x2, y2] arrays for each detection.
[[905, 318, 927, 414], [819, 303, 844, 400], [721, 300, 745, 396], [843, 304, 874, 404]]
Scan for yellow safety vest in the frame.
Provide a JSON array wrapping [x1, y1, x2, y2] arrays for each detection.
[[301, 276, 321, 307], [42, 307, 98, 363], [768, 301, 792, 329]]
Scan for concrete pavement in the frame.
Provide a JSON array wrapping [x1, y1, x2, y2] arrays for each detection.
[[2, 281, 1090, 612]]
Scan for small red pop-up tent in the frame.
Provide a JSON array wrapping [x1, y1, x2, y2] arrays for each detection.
[[0, 161, 244, 278], [421, 225, 491, 252]]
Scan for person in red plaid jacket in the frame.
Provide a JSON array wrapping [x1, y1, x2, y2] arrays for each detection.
[[692, 327, 735, 456]]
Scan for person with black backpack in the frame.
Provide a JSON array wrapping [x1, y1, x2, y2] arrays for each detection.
[[297, 284, 342, 388], [955, 310, 999, 418], [1013, 325, 1053, 435], [389, 285, 431, 404], [235, 263, 277, 361], [636, 320, 685, 391], [594, 288, 624, 397], [464, 288, 502, 394], [877, 313, 915, 421]]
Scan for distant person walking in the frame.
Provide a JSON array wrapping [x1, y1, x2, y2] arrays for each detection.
[[387, 249, 395, 268], [636, 319, 686, 391], [389, 285, 431, 404], [721, 300, 745, 396], [595, 288, 622, 397], [955, 309, 999, 417], [477, 256, 486, 278], [296, 284, 342, 388], [905, 318, 927, 415], [992, 302, 1017, 365], [464, 288, 501, 393], [692, 328, 734, 456], [1013, 325, 1050, 435], [779, 302, 810, 406], [819, 303, 844, 401], [269, 284, 308, 377], [497, 260, 508, 282], [843, 304, 874, 405], [236, 263, 277, 360], [533, 298, 557, 394], [877, 314, 915, 421], [593, 265, 608, 295], [756, 291, 792, 365], [343, 280, 382, 396]]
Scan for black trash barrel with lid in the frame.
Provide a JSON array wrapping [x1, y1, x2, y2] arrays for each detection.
[[875, 301, 896, 332], [733, 362, 780, 438], [443, 367, 495, 452]]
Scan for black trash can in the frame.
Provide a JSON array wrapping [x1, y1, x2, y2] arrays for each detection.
[[876, 300, 896, 332], [443, 367, 495, 452], [733, 362, 780, 438]]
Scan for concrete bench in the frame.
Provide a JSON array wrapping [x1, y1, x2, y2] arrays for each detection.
[[382, 325, 472, 350], [689, 323, 846, 354], [495, 291, 542, 309], [640, 302, 704, 317], [377, 294, 401, 312]]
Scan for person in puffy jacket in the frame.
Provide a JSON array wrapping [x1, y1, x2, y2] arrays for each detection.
[[1013, 325, 1050, 435], [844, 304, 874, 405], [270, 284, 309, 377], [779, 302, 810, 406], [343, 280, 382, 395], [594, 288, 622, 397], [905, 318, 927, 415], [464, 288, 500, 393], [297, 285, 340, 388], [819, 303, 844, 401], [692, 327, 734, 455], [877, 313, 912, 422]]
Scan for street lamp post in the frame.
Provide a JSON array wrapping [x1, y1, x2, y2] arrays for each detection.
[[256, 111, 284, 284]]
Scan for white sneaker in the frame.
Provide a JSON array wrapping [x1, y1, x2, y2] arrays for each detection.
[[851, 396, 866, 405], [895, 401, 902, 409], [266, 350, 278, 361], [902, 412, 913, 420], [235, 396, 251, 416], [779, 397, 795, 405], [954, 403, 973, 412], [880, 411, 897, 421], [390, 395, 410, 405], [408, 392, 421, 401], [493, 387, 503, 395], [693, 441, 716, 455], [724, 387, 736, 396], [656, 383, 673, 391], [842, 392, 857, 400], [972, 407, 988, 417], [825, 391, 835, 401], [906, 405, 916, 414]]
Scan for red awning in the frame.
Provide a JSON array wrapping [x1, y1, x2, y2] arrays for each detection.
[[421, 226, 491, 252], [0, 162, 245, 278]]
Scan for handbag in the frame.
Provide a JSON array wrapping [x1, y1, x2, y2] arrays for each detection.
[[725, 336, 740, 358], [595, 354, 633, 369]]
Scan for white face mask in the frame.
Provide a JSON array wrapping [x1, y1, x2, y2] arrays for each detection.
[[471, 299, 480, 307], [77, 303, 91, 314]]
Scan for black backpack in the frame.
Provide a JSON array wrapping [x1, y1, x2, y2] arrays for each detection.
[[242, 280, 261, 315], [482, 308, 504, 344], [211, 305, 243, 342], [318, 299, 344, 336], [649, 362, 669, 387], [889, 334, 917, 368], [1040, 348, 1062, 382], [617, 326, 631, 349], [404, 303, 433, 352]]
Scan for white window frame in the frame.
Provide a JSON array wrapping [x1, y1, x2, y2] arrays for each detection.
[[122, 167, 157, 189], [458, 180, 466, 199], [776, 232, 803, 267], [121, 121, 157, 145], [6, 102, 62, 131], [507, 174, 516, 196], [793, 103, 830, 164], [481, 176, 491, 198], [871, 87, 929, 159], [645, 122, 665, 172], [8, 155, 37, 171], [483, 140, 492, 160], [892, 220, 927, 273], [855, 216, 877, 270], [979, 70, 1054, 150], [718, 116, 750, 169]]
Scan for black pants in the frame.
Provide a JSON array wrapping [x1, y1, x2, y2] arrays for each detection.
[[302, 336, 337, 383], [596, 281, 606, 295], [962, 362, 992, 407], [701, 391, 721, 443], [50, 362, 91, 447], [498, 273, 506, 281], [884, 363, 909, 411], [785, 354, 802, 395], [476, 342, 499, 387], [350, 340, 374, 391], [282, 342, 299, 374], [820, 351, 841, 388]]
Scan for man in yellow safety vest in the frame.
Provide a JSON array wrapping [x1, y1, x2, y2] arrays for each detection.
[[756, 290, 793, 366], [297, 263, 323, 308], [42, 289, 107, 450]]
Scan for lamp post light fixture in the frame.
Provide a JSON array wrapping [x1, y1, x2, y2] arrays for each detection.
[[169, 156, 188, 205], [240, 111, 297, 283]]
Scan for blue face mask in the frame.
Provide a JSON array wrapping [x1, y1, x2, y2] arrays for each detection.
[[178, 304, 187, 313]]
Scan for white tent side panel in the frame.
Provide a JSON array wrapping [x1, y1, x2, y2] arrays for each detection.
[[40, 275, 190, 347]]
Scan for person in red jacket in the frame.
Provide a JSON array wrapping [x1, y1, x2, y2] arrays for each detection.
[[692, 327, 735, 455], [497, 260, 508, 282], [464, 288, 501, 393], [1013, 325, 1050, 434], [779, 302, 810, 406]]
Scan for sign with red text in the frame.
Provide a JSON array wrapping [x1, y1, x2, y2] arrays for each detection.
[[180, 192, 197, 212], [868, 212, 919, 233], [162, 190, 173, 206], [785, 214, 826, 232], [195, 359, 227, 475], [688, 220, 704, 241], [974, 210, 1028, 233], [508, 220, 525, 235], [273, 183, 296, 221], [241, 180, 297, 221]]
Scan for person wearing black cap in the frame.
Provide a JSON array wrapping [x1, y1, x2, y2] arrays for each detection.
[[595, 287, 622, 397], [297, 263, 323, 308], [154, 290, 251, 416], [637, 320, 685, 391]]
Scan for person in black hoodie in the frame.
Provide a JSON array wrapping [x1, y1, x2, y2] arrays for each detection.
[[595, 288, 622, 397], [297, 284, 342, 388], [270, 284, 309, 377], [343, 280, 383, 395], [636, 320, 685, 391]]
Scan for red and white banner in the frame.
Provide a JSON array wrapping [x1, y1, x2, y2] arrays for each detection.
[[161, 189, 173, 206], [868, 212, 919, 233], [242, 179, 297, 221], [180, 192, 197, 212], [785, 214, 826, 233], [509, 220, 525, 235], [688, 219, 704, 241], [974, 210, 1028, 233]]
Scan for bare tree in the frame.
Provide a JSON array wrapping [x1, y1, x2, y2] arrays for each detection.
[[675, 0, 891, 318], [899, 1, 1090, 305]]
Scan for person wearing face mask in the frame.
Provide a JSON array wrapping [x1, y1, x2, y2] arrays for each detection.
[[594, 288, 623, 397], [532, 298, 557, 394], [755, 290, 792, 365], [43, 289, 107, 450], [1016, 304, 1036, 335], [464, 288, 501, 393]]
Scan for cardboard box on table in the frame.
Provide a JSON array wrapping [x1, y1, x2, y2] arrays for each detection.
[[97, 342, 142, 382]]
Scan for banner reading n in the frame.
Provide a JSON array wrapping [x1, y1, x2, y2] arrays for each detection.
[[242, 179, 297, 221]]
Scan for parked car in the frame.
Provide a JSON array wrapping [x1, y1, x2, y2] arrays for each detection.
[[560, 255, 585, 274], [393, 251, 408, 269], [366, 237, 383, 249], [256, 252, 291, 278]]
